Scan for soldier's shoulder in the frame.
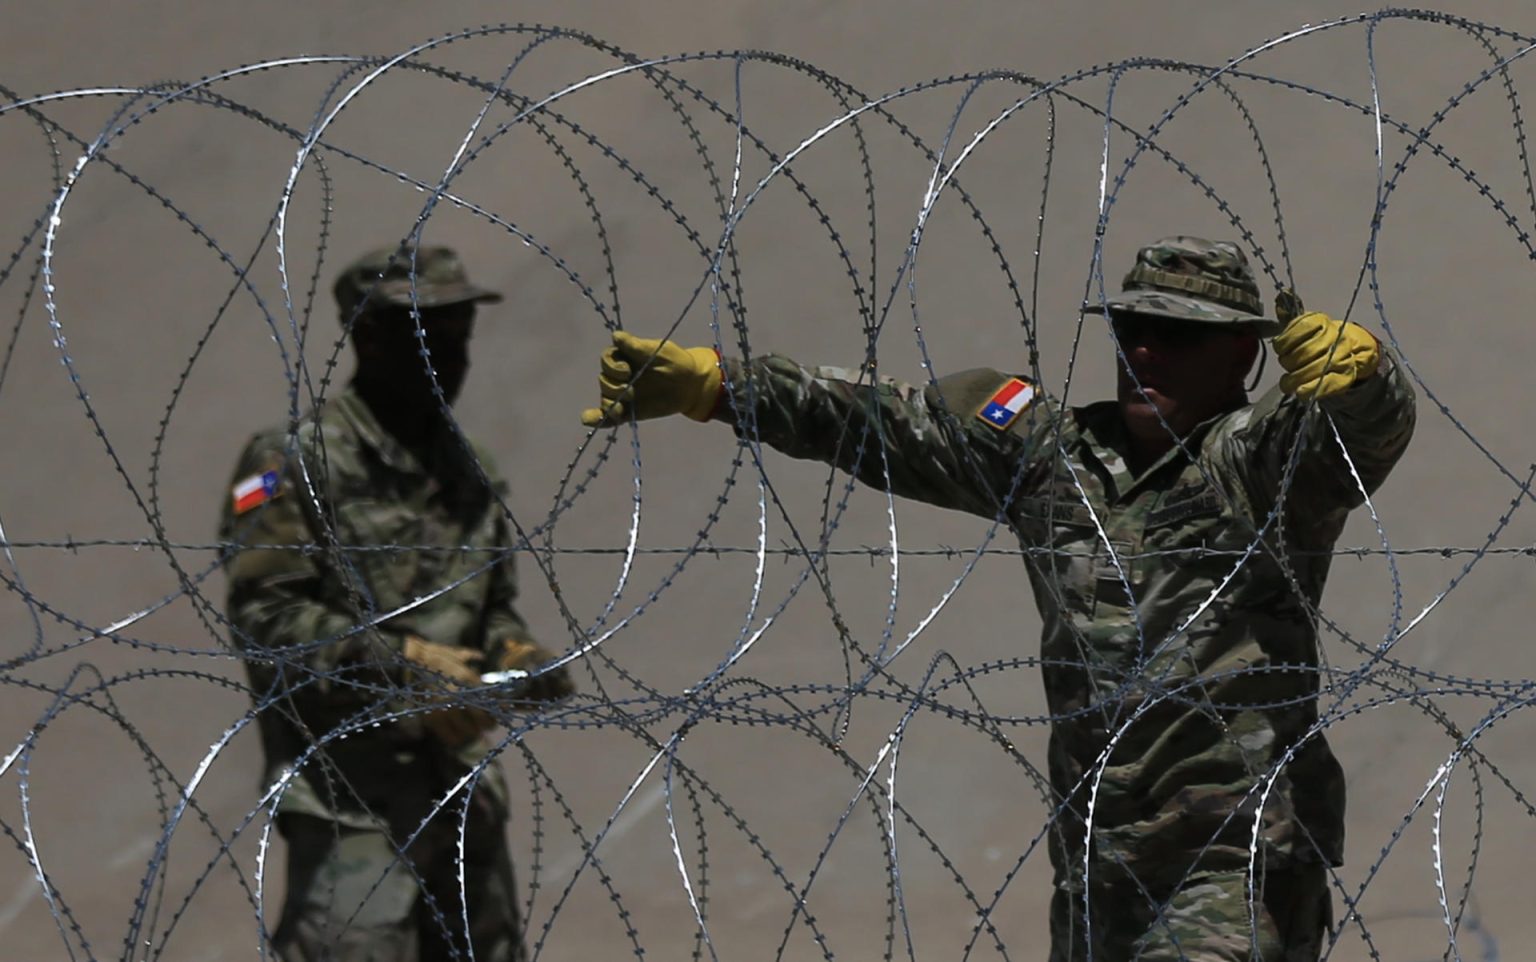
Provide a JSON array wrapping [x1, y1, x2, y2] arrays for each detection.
[[221, 425, 302, 538], [230, 397, 372, 492], [1204, 389, 1287, 452], [231, 407, 336, 464], [927, 367, 1050, 442], [933, 368, 1042, 425], [933, 367, 1021, 398], [228, 424, 293, 479]]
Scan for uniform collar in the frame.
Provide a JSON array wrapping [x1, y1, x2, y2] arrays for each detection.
[[1074, 397, 1246, 503], [335, 385, 485, 505], [335, 383, 426, 475]]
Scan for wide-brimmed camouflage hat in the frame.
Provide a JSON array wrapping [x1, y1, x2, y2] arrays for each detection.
[[333, 244, 503, 319], [1085, 235, 1283, 336]]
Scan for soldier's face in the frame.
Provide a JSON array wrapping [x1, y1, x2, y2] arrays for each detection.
[[355, 302, 476, 406], [1111, 313, 1257, 443]]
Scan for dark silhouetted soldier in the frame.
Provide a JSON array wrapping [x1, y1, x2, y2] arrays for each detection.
[[221, 244, 572, 962]]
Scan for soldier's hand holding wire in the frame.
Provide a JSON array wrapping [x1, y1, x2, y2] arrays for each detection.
[[579, 331, 723, 426], [492, 638, 576, 705], [401, 635, 496, 747], [1272, 291, 1380, 400]]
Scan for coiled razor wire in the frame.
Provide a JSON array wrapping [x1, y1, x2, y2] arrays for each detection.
[[3, 11, 1536, 960]]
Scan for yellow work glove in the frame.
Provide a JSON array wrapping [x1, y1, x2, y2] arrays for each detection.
[[1272, 309, 1380, 400], [401, 635, 496, 747], [494, 638, 576, 704], [579, 330, 723, 427]]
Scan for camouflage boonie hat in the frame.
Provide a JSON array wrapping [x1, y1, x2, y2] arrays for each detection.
[[1085, 236, 1283, 336], [333, 244, 503, 319]]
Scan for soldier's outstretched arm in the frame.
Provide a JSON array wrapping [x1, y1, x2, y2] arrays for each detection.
[[718, 355, 1055, 518], [1224, 302, 1416, 530], [577, 329, 1054, 519]]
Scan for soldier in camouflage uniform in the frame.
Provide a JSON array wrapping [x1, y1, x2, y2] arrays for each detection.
[[220, 244, 573, 962], [579, 237, 1415, 961]]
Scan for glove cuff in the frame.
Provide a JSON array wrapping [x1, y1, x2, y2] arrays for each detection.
[[683, 347, 725, 421], [1359, 330, 1382, 380]]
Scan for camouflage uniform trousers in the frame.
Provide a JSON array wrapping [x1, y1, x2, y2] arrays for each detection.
[[270, 771, 526, 962], [1047, 861, 1331, 962]]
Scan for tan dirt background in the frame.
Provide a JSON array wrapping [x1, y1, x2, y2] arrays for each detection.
[[3, 3, 1535, 959]]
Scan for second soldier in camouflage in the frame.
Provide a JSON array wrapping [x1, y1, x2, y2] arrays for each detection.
[[222, 244, 574, 962]]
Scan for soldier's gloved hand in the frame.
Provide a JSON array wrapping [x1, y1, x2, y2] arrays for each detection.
[[579, 331, 722, 427], [1272, 308, 1380, 400], [402, 635, 496, 747], [402, 635, 482, 685], [494, 638, 576, 705]]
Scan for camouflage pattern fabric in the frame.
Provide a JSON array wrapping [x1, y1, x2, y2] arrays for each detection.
[[719, 348, 1414, 957], [219, 384, 556, 958], [333, 243, 504, 318], [273, 799, 526, 962], [1085, 236, 1285, 335], [1048, 861, 1331, 961]]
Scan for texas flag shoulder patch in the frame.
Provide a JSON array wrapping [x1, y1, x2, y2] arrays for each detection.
[[231, 470, 281, 515], [975, 377, 1036, 431]]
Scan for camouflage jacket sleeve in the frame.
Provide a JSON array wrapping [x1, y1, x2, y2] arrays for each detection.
[[480, 519, 534, 649], [718, 355, 1056, 519], [1213, 348, 1417, 542], [467, 444, 577, 697], [218, 431, 406, 697], [471, 444, 535, 652]]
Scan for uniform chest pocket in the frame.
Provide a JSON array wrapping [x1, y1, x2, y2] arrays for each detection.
[[1142, 487, 1253, 574], [332, 497, 427, 600], [1016, 490, 1119, 616]]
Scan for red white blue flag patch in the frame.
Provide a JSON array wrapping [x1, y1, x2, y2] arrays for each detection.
[[976, 377, 1036, 430], [231, 470, 281, 515]]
